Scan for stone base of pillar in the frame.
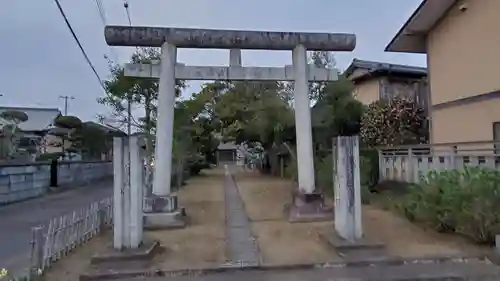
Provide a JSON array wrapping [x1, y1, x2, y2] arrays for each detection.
[[323, 232, 386, 260], [287, 190, 333, 223], [143, 195, 188, 230]]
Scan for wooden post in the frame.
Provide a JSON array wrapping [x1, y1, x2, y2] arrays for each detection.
[[280, 156, 284, 178], [30, 226, 44, 276]]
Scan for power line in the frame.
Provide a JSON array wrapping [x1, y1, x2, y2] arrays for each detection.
[[94, 0, 107, 26], [93, 0, 119, 63], [122, 1, 138, 52], [123, 1, 132, 26], [53, 0, 106, 92]]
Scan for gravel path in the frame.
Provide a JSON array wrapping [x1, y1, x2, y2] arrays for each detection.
[[223, 165, 261, 266]]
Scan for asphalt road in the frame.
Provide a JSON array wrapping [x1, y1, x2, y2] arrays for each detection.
[[0, 181, 112, 276]]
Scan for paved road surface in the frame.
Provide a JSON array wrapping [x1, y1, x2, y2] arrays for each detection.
[[0, 181, 112, 275], [117, 260, 500, 281]]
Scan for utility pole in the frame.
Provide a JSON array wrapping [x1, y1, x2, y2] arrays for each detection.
[[59, 95, 75, 115]]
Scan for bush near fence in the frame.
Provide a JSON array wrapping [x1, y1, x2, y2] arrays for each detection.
[[376, 167, 500, 245]]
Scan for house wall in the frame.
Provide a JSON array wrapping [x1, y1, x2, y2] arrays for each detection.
[[352, 76, 428, 110], [432, 97, 500, 144], [352, 79, 380, 105], [427, 0, 500, 144], [41, 134, 72, 154], [427, 0, 500, 105]]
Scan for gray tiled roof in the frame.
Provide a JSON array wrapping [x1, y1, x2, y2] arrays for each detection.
[[0, 106, 61, 132], [84, 121, 127, 135], [344, 59, 427, 80]]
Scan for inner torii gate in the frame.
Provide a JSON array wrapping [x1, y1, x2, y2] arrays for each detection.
[[105, 26, 356, 227]]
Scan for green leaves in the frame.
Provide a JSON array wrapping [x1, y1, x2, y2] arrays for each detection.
[[395, 167, 500, 244], [360, 97, 427, 147], [98, 47, 186, 131], [311, 74, 364, 148]]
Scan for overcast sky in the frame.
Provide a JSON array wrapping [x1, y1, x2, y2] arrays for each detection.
[[0, 0, 425, 122]]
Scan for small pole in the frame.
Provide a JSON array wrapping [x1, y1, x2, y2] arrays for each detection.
[[98, 207, 107, 233], [30, 226, 44, 277]]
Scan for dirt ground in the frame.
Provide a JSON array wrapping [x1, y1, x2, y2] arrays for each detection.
[[234, 171, 340, 265], [233, 170, 490, 263], [41, 167, 491, 281], [361, 205, 491, 258], [151, 170, 226, 269], [42, 169, 227, 281]]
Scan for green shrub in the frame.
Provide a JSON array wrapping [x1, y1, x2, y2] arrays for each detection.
[[395, 167, 500, 244], [284, 159, 297, 182], [359, 148, 379, 190], [316, 154, 334, 196]]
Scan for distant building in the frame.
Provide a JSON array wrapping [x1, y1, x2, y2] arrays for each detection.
[[83, 121, 127, 160], [216, 141, 238, 165], [0, 106, 63, 155], [344, 59, 429, 111]]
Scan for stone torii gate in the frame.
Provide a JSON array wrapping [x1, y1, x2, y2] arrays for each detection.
[[105, 26, 356, 226]]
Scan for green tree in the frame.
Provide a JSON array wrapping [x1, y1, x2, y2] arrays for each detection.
[[99, 47, 186, 164], [70, 122, 126, 160], [0, 110, 29, 160], [49, 115, 83, 159], [312, 74, 365, 149]]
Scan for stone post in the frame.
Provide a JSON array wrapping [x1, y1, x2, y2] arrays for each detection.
[[144, 42, 186, 229], [129, 135, 143, 248], [334, 135, 362, 241], [152, 41, 177, 197], [292, 44, 315, 194], [122, 139, 131, 246], [113, 137, 125, 249], [288, 45, 332, 222], [30, 226, 44, 275]]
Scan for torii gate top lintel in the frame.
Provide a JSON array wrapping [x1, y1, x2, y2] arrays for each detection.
[[104, 26, 356, 51]]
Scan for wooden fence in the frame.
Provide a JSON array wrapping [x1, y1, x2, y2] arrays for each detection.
[[379, 141, 500, 183], [29, 197, 113, 274]]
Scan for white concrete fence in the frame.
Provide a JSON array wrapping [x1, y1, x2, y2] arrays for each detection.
[[29, 197, 113, 276], [378, 141, 500, 183]]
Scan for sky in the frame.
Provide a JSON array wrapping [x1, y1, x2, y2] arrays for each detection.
[[0, 0, 426, 123]]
